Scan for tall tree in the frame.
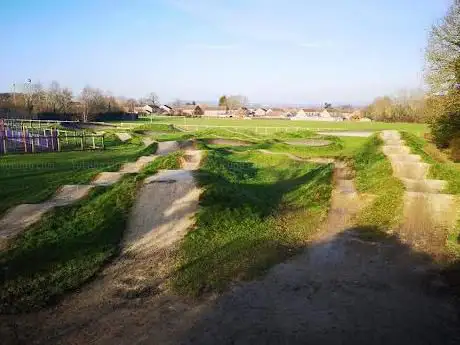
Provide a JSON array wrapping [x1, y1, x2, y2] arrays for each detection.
[[425, 0, 460, 92]]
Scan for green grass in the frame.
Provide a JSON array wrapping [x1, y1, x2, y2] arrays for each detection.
[[172, 146, 333, 296], [0, 140, 158, 215], [135, 117, 429, 135], [0, 152, 182, 314], [352, 135, 405, 237], [401, 132, 460, 194]]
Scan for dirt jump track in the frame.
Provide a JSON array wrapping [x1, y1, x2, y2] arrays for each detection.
[[1, 139, 460, 344]]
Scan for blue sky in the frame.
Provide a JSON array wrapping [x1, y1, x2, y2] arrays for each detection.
[[0, 0, 452, 105]]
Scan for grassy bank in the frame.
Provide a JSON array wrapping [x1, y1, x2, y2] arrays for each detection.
[[173, 146, 333, 296], [352, 135, 405, 237], [0, 152, 182, 314], [0, 139, 157, 215], [401, 132, 460, 194], [400, 132, 460, 257]]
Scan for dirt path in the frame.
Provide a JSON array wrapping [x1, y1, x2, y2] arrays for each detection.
[[2, 145, 459, 344], [381, 130, 458, 256]]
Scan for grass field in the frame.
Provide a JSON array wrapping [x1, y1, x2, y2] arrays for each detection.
[[132, 116, 429, 135], [0, 152, 183, 313], [0, 135, 157, 215], [352, 135, 405, 237], [172, 145, 333, 296]]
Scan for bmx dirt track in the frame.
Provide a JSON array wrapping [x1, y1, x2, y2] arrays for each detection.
[[1, 142, 459, 345]]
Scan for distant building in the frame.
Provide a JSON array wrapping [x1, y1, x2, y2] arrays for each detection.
[[254, 108, 268, 117]]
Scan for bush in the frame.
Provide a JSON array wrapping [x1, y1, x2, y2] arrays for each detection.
[[430, 91, 460, 148], [450, 137, 460, 162]]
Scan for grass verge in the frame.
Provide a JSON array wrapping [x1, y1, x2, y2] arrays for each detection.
[[401, 132, 460, 194], [352, 135, 405, 238], [172, 147, 333, 296], [0, 151, 181, 314]]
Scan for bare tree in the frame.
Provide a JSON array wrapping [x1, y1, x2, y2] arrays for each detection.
[[145, 92, 159, 106], [46, 81, 61, 113], [226, 95, 248, 110], [79, 86, 107, 121], [59, 88, 73, 114], [126, 98, 137, 113]]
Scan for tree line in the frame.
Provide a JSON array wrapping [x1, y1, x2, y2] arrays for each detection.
[[0, 81, 159, 122]]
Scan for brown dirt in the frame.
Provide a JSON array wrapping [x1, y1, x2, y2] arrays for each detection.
[[381, 130, 459, 256], [2, 147, 459, 344]]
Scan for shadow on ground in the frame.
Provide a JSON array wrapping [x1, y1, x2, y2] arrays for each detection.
[[2, 227, 460, 345]]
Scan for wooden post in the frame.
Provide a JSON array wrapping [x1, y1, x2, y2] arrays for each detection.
[[92, 135, 96, 149], [31, 133, 35, 153], [101, 134, 105, 150], [51, 130, 55, 151], [23, 125, 28, 153], [81, 134, 84, 150]]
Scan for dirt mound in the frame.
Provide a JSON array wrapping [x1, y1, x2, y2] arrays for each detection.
[[157, 141, 181, 155]]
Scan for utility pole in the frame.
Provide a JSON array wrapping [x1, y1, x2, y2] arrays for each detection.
[[12, 83, 16, 107]]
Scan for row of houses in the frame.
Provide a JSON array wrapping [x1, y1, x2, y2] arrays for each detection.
[[134, 104, 368, 121]]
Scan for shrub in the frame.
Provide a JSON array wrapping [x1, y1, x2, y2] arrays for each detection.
[[450, 137, 460, 162]]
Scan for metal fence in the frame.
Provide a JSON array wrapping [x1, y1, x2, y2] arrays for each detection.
[[0, 120, 104, 155]]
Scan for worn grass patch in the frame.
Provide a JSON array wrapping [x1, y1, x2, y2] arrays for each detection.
[[353, 135, 405, 236], [0, 151, 180, 314], [172, 148, 333, 296]]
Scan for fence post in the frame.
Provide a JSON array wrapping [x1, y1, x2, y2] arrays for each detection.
[[101, 135, 105, 149], [81, 134, 84, 150], [31, 133, 35, 153], [23, 125, 28, 153], [57, 135, 61, 152], [92, 135, 96, 149]]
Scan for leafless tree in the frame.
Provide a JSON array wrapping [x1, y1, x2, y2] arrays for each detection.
[[80, 86, 107, 121], [226, 95, 249, 110], [126, 98, 137, 113]]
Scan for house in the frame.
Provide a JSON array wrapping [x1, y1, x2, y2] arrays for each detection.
[[178, 104, 205, 116], [202, 105, 228, 117], [254, 108, 268, 117], [160, 104, 174, 114], [135, 105, 154, 114], [234, 107, 250, 118]]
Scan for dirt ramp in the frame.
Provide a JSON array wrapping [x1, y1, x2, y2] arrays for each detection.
[[157, 141, 181, 155], [381, 130, 458, 254], [125, 170, 200, 254]]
